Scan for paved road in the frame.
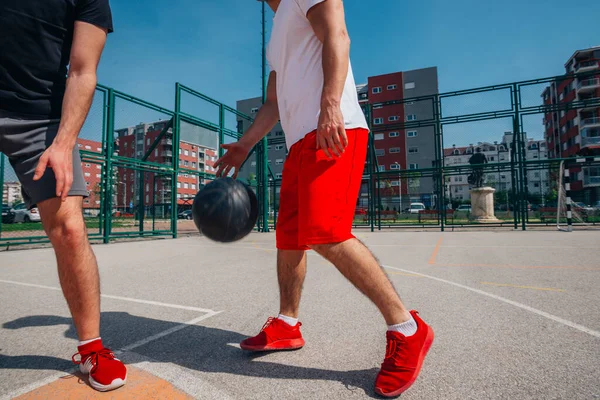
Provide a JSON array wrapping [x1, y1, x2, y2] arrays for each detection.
[[1, 231, 599, 399]]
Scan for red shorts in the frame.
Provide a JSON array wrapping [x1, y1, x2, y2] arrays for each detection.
[[276, 128, 369, 250]]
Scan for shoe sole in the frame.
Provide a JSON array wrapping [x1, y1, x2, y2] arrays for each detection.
[[80, 364, 127, 392], [89, 376, 127, 392], [375, 326, 435, 398], [240, 338, 305, 352]]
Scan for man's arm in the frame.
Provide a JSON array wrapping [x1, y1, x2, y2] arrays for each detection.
[[214, 71, 279, 178], [307, 0, 350, 158], [33, 21, 108, 200]]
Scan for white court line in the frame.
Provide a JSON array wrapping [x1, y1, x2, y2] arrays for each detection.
[[0, 279, 216, 313], [119, 311, 221, 353], [383, 265, 600, 339]]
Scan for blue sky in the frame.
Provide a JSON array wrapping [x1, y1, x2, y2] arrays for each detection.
[[99, 0, 599, 111]]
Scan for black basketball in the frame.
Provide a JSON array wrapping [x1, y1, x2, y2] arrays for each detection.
[[192, 178, 259, 243]]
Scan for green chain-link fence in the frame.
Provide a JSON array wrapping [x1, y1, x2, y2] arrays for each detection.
[[2, 69, 600, 246]]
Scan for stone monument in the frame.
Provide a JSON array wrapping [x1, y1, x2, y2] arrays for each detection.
[[468, 149, 500, 223]]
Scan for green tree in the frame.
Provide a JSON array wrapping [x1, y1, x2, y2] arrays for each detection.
[[11, 196, 23, 207]]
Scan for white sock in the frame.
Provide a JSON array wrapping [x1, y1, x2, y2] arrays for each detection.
[[78, 337, 101, 347], [277, 314, 298, 327], [388, 317, 418, 337]]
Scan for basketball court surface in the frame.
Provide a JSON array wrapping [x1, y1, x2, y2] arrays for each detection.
[[1, 231, 599, 399]]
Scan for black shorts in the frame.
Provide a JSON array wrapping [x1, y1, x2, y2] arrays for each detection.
[[0, 113, 88, 208]]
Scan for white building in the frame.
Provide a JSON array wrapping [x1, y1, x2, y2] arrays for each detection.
[[2, 181, 22, 206], [444, 133, 550, 203]]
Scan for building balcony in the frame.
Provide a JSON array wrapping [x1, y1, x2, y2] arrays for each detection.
[[579, 96, 600, 111], [575, 60, 599, 73], [583, 175, 600, 187], [577, 78, 600, 93], [581, 117, 600, 128], [581, 128, 600, 148], [161, 150, 173, 157], [165, 138, 173, 145]]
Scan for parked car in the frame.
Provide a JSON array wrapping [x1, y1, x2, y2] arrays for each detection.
[[178, 210, 193, 220], [12, 203, 41, 223], [456, 205, 472, 213], [594, 201, 600, 210], [573, 202, 594, 215], [2, 205, 15, 224], [408, 203, 426, 214]]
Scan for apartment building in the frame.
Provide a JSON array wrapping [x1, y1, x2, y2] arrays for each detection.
[[542, 46, 600, 203]]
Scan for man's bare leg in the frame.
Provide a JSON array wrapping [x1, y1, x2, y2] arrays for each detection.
[[311, 238, 410, 325], [278, 249, 307, 318], [38, 196, 100, 341]]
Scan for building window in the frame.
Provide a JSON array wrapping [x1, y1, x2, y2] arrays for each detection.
[[251, 107, 259, 114], [387, 84, 397, 90], [276, 159, 284, 165], [146, 138, 150, 146], [191, 184, 196, 190], [192, 152, 196, 158], [390, 147, 401, 153], [409, 163, 419, 170], [184, 183, 189, 189], [407, 131, 417, 137], [276, 173, 283, 179], [534, 183, 540, 188], [405, 82, 416, 90], [146, 183, 149, 191], [378, 166, 386, 172], [85, 163, 90, 167], [184, 150, 189, 156], [84, 172, 91, 177], [155, 149, 158, 156], [406, 115, 417, 121], [177, 183, 181, 188], [251, 161, 256, 167], [374, 133, 384, 140], [373, 104, 383, 110], [275, 145, 284, 151], [85, 181, 90, 186], [489, 156, 495, 161], [275, 131, 283, 136], [96, 174, 101, 178], [372, 87, 382, 94], [184, 161, 189, 167], [390, 163, 400, 170], [85, 145, 91, 150], [374, 118, 384, 125], [389, 132, 400, 138], [192, 162, 196, 168], [375, 149, 385, 156], [408, 147, 419, 154], [389, 116, 399, 122]]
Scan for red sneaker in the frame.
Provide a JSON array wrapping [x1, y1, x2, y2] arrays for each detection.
[[72, 339, 127, 392], [375, 311, 434, 398], [240, 317, 305, 351]]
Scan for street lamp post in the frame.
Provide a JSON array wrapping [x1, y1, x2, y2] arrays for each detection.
[[394, 162, 401, 211]]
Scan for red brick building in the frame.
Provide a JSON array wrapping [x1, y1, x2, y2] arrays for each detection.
[[542, 46, 600, 203], [76, 138, 103, 209]]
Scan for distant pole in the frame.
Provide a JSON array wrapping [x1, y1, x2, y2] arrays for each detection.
[[260, 1, 269, 232]]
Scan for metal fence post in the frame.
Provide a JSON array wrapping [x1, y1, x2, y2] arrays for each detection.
[[434, 94, 445, 232], [173, 83, 182, 239], [0, 155, 4, 239], [103, 88, 115, 244]]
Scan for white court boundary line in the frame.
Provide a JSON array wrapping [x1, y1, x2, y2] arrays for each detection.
[[0, 279, 215, 313], [0, 279, 222, 400], [383, 265, 600, 339]]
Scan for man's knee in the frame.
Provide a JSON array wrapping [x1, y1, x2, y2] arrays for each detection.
[[38, 198, 87, 247], [47, 216, 87, 247]]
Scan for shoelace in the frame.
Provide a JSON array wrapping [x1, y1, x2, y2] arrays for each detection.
[[72, 349, 116, 374], [383, 335, 409, 368], [261, 317, 275, 331]]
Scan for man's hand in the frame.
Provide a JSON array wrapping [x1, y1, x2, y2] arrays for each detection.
[[214, 141, 252, 179], [33, 143, 74, 201], [317, 103, 348, 158]]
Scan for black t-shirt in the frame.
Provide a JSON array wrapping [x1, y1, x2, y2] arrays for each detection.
[[0, 0, 113, 119]]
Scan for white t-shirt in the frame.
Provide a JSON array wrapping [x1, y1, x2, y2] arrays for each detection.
[[267, 0, 369, 148]]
